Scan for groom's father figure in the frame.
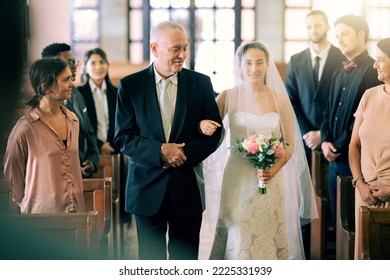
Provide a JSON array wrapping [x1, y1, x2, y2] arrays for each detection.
[[114, 21, 222, 260]]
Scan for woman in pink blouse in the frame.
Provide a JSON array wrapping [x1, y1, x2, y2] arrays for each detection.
[[349, 38, 390, 259], [3, 58, 86, 213]]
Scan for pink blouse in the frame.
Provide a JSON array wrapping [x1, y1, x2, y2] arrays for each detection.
[[354, 85, 390, 184], [3, 105, 86, 213]]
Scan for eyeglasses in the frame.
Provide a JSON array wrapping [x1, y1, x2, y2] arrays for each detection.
[[67, 58, 79, 66]]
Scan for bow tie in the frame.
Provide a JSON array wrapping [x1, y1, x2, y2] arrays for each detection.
[[343, 60, 358, 70]]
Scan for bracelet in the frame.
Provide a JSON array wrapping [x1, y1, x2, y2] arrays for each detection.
[[351, 176, 364, 187]]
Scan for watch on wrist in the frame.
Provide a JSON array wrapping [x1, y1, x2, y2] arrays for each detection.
[[351, 176, 364, 187]]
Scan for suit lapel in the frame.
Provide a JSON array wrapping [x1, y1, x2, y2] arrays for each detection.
[[145, 65, 166, 142], [106, 84, 116, 121], [169, 70, 188, 142], [82, 85, 98, 132], [68, 89, 85, 129], [321, 46, 342, 84]]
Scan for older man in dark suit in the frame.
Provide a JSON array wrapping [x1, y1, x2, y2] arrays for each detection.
[[285, 10, 345, 259], [114, 21, 222, 260]]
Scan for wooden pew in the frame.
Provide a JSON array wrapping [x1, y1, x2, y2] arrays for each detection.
[[336, 175, 355, 259], [93, 154, 120, 226], [310, 150, 328, 259], [93, 154, 121, 195], [0, 211, 99, 259], [358, 206, 390, 260], [0, 179, 20, 214], [83, 177, 112, 258], [92, 154, 124, 259]]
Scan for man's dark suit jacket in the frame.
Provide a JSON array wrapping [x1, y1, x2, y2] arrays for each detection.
[[114, 64, 222, 218], [65, 88, 99, 170], [285, 45, 346, 136], [78, 79, 119, 152]]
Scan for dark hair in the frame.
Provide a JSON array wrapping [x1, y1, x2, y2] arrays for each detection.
[[236, 42, 270, 84], [25, 58, 68, 108], [41, 43, 71, 58], [306, 10, 328, 25], [335, 14, 369, 43], [84, 47, 108, 65], [237, 42, 270, 62], [377, 38, 390, 58], [80, 47, 112, 85]]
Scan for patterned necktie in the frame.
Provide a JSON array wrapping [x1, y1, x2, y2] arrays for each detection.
[[159, 79, 171, 142], [342, 60, 358, 71], [313, 56, 320, 88]]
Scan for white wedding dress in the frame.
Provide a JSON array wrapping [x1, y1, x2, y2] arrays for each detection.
[[209, 111, 289, 260]]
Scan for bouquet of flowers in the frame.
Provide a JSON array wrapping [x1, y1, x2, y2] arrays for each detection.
[[233, 132, 287, 194]]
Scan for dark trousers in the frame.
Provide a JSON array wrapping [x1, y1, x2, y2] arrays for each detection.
[[301, 222, 311, 260], [135, 187, 202, 260], [305, 146, 312, 171], [327, 159, 352, 227], [301, 147, 313, 259]]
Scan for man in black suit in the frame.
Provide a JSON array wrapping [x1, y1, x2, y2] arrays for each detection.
[[285, 10, 345, 259], [114, 21, 222, 260], [285, 10, 345, 167]]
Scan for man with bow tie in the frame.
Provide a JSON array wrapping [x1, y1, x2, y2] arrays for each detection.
[[320, 15, 382, 229]]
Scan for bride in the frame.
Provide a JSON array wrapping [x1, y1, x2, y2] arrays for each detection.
[[198, 41, 318, 260]]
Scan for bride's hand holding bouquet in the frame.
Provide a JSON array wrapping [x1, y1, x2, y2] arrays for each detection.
[[235, 133, 288, 194], [199, 120, 288, 194]]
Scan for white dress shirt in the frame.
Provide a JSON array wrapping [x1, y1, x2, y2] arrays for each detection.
[[310, 43, 331, 82], [90, 79, 109, 143]]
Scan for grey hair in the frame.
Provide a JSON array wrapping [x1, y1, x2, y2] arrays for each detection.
[[150, 21, 185, 44]]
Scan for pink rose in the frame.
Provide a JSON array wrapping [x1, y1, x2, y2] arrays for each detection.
[[247, 135, 257, 143], [274, 147, 286, 158], [247, 143, 259, 154]]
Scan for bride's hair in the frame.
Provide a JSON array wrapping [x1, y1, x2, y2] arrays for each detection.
[[237, 42, 269, 62], [236, 42, 269, 85]]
